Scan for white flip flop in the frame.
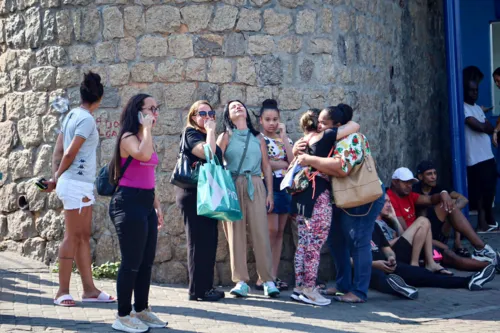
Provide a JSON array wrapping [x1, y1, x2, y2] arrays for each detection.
[[54, 294, 76, 307], [82, 291, 116, 303]]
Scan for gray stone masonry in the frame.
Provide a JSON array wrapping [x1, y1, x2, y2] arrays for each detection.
[[0, 0, 449, 284]]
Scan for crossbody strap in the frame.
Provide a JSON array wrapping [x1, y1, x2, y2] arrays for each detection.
[[235, 131, 252, 176]]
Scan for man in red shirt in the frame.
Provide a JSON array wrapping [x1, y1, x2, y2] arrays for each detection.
[[388, 167, 500, 268]]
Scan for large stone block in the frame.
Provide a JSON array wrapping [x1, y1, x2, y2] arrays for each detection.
[[152, 260, 187, 284], [22, 237, 46, 262], [164, 83, 196, 109], [0, 215, 7, 241], [210, 5, 238, 32], [68, 44, 94, 64], [103, 6, 124, 40], [94, 229, 120, 265], [195, 82, 220, 107], [158, 59, 184, 83], [277, 36, 302, 54], [168, 34, 194, 59], [185, 58, 206, 81], [194, 34, 223, 57], [9, 149, 33, 180], [0, 19, 4, 44], [25, 7, 41, 48], [246, 86, 275, 106], [56, 67, 80, 88], [0, 157, 7, 187], [0, 73, 9, 96], [124, 6, 144, 38], [235, 8, 261, 31], [309, 38, 334, 54], [81, 9, 101, 42], [41, 10, 55, 43], [0, 183, 18, 213], [6, 13, 25, 48], [10, 69, 30, 92], [263, 9, 292, 35], [296, 9, 316, 34], [29, 66, 55, 91], [220, 84, 245, 105], [258, 55, 282, 86], [152, 111, 182, 136], [236, 57, 256, 85], [7, 210, 36, 241], [0, 121, 19, 157], [278, 0, 304, 8], [251, 0, 271, 6], [118, 37, 137, 62], [6, 92, 24, 120], [139, 35, 168, 58], [55, 10, 72, 46], [223, 32, 246, 57], [278, 87, 302, 110], [18, 116, 42, 148], [109, 63, 129, 87], [41, 0, 60, 7], [154, 229, 173, 264], [33, 144, 52, 177], [36, 46, 68, 67], [248, 35, 274, 55], [131, 63, 155, 83], [25, 180, 46, 212], [207, 58, 233, 83], [181, 4, 213, 32], [145, 5, 180, 33], [221, 0, 245, 5], [95, 42, 116, 63], [299, 58, 314, 83], [41, 114, 59, 143]]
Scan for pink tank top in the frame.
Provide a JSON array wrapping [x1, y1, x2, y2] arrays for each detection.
[[118, 152, 158, 189]]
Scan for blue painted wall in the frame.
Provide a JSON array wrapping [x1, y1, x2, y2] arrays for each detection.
[[460, 0, 496, 108]]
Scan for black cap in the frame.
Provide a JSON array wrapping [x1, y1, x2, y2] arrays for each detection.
[[416, 160, 436, 175]]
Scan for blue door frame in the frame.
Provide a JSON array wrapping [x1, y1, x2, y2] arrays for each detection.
[[444, 0, 469, 217]]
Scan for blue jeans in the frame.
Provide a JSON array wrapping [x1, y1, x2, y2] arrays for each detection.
[[328, 186, 385, 301]]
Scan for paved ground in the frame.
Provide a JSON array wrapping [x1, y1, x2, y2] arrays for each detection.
[[1, 234, 500, 332]]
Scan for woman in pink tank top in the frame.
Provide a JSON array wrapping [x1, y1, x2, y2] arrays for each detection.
[[107, 94, 167, 332]]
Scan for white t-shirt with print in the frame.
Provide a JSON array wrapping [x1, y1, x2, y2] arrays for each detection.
[[464, 103, 494, 167]]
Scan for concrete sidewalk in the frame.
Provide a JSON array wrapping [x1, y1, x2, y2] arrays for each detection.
[[1, 235, 500, 333]]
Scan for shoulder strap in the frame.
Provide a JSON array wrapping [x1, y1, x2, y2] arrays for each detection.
[[179, 129, 187, 153], [118, 156, 133, 181], [235, 131, 252, 176]]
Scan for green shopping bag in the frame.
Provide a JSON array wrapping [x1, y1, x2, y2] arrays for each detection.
[[197, 145, 242, 222]]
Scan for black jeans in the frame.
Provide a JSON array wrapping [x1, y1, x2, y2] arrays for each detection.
[[467, 158, 497, 225], [177, 188, 218, 298], [370, 262, 469, 297], [110, 187, 158, 317]]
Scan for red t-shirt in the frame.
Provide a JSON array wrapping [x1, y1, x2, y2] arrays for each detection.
[[386, 188, 420, 227]]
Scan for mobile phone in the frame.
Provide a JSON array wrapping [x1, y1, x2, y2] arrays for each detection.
[[35, 178, 48, 190], [138, 112, 144, 124]]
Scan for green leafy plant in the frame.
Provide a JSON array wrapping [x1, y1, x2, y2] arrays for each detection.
[[51, 261, 120, 280]]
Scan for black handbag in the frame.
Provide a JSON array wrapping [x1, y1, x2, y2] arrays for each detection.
[[96, 156, 133, 196], [170, 129, 200, 189]]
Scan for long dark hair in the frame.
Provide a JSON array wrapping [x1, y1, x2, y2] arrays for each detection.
[[223, 100, 260, 137], [109, 93, 151, 184]]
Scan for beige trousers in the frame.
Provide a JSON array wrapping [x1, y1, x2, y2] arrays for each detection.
[[223, 175, 274, 283]]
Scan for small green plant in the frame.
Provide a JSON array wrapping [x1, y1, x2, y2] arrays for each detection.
[[51, 261, 120, 280]]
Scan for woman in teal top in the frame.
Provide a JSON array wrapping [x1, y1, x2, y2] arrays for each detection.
[[217, 100, 279, 298]]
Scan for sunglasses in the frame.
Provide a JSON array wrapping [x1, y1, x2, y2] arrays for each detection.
[[197, 111, 216, 118]]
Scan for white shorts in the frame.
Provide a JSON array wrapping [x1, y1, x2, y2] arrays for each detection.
[[56, 177, 95, 212]]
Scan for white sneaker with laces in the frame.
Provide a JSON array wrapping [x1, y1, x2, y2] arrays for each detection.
[[299, 287, 331, 306], [131, 306, 168, 328], [472, 244, 497, 263], [111, 315, 149, 333]]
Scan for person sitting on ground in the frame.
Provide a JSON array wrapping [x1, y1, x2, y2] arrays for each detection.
[[369, 221, 496, 300], [387, 167, 500, 271], [412, 160, 499, 272], [375, 193, 452, 275]]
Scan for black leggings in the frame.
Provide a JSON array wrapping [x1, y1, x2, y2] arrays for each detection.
[[177, 188, 218, 298], [370, 262, 469, 297], [110, 186, 158, 317]]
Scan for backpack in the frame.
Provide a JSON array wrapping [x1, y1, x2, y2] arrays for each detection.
[[96, 156, 133, 196]]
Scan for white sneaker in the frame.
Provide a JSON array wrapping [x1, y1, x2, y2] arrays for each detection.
[[290, 287, 303, 301], [111, 315, 148, 333], [131, 306, 167, 328], [472, 244, 497, 264], [299, 287, 331, 306]]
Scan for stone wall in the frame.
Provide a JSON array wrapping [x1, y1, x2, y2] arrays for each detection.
[[0, 0, 448, 284]]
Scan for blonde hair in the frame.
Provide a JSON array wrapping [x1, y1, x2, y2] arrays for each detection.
[[299, 108, 320, 133], [186, 100, 214, 130]]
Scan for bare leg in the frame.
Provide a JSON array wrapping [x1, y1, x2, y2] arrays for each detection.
[[400, 217, 428, 266], [55, 209, 83, 305], [441, 206, 486, 249], [441, 249, 489, 271], [453, 231, 464, 250], [272, 213, 288, 278], [263, 213, 279, 285]]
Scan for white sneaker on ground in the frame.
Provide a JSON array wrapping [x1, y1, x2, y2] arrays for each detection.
[[131, 306, 167, 328], [472, 244, 497, 264], [468, 264, 496, 291], [111, 315, 149, 333], [298, 287, 331, 306], [290, 287, 303, 301]]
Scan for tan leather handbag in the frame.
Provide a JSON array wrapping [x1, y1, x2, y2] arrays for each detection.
[[331, 135, 383, 209]]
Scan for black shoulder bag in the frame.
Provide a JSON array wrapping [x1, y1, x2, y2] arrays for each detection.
[[170, 129, 200, 189]]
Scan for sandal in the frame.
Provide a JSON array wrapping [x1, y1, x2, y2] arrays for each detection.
[[333, 293, 365, 303], [275, 278, 289, 291], [454, 248, 471, 258], [54, 294, 76, 307], [82, 291, 116, 303], [319, 287, 344, 297], [315, 279, 327, 291]]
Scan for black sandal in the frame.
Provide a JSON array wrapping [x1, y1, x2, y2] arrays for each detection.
[[275, 278, 289, 291], [454, 248, 471, 258]]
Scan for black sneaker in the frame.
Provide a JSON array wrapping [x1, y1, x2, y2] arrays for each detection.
[[188, 289, 222, 302], [209, 288, 225, 299], [468, 264, 495, 291], [386, 274, 418, 300]]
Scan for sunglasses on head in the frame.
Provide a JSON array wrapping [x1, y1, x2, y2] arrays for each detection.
[[197, 111, 216, 117]]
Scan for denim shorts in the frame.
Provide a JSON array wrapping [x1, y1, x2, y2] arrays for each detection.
[[264, 176, 292, 215], [56, 177, 95, 212]]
